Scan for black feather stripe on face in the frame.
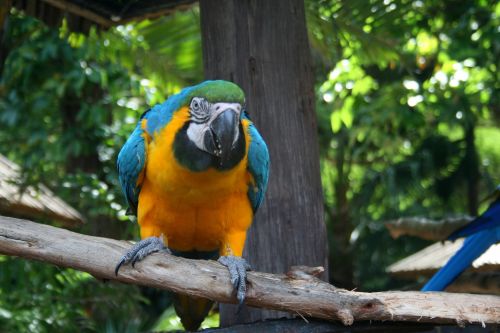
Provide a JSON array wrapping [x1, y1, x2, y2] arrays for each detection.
[[173, 121, 246, 172], [189, 98, 210, 124]]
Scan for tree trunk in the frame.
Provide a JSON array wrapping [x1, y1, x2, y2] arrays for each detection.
[[464, 124, 479, 216], [331, 129, 354, 288], [200, 0, 328, 326], [0, 0, 12, 75]]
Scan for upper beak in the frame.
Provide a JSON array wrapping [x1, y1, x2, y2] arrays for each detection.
[[209, 109, 238, 162]]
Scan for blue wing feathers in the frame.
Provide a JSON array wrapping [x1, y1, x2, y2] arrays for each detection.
[[422, 229, 499, 291], [423, 188, 500, 291], [118, 106, 269, 216], [448, 199, 500, 240], [117, 114, 149, 215], [117, 105, 168, 215], [246, 119, 270, 213]]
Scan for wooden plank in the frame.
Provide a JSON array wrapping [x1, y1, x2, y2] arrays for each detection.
[[40, 0, 113, 27], [0, 215, 498, 326], [385, 216, 473, 241], [0, 155, 84, 226], [115, 0, 195, 24], [0, 0, 12, 33], [199, 0, 329, 326], [200, 319, 437, 333]]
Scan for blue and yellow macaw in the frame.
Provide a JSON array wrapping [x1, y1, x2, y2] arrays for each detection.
[[114, 80, 269, 330], [422, 185, 500, 291]]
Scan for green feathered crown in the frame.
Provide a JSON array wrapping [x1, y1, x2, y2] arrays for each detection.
[[187, 80, 245, 104]]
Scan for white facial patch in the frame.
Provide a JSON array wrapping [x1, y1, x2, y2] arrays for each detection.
[[210, 102, 242, 118], [186, 100, 243, 154], [186, 122, 208, 151]]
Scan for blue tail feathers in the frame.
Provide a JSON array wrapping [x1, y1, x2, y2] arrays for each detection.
[[423, 186, 500, 291], [422, 229, 498, 291]]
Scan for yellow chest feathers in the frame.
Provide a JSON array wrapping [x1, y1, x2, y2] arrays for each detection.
[[142, 107, 252, 207], [137, 107, 254, 251]]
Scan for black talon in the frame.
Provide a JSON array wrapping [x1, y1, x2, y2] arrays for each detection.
[[115, 258, 127, 276], [131, 256, 139, 268], [218, 256, 251, 306], [115, 236, 169, 276]]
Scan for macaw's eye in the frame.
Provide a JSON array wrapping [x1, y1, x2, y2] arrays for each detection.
[[191, 98, 201, 111]]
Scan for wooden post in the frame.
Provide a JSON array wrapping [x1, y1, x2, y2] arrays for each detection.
[[199, 0, 329, 326], [0, 0, 12, 75]]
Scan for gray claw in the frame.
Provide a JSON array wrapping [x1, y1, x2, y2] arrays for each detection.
[[218, 256, 251, 305], [115, 236, 170, 275]]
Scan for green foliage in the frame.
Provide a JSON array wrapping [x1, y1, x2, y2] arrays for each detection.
[[310, 0, 500, 290], [0, 257, 151, 333], [0, 8, 202, 333], [151, 307, 219, 331]]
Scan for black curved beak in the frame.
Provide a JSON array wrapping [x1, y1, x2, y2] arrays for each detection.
[[205, 109, 238, 162]]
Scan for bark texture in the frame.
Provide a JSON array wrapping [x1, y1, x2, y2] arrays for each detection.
[[200, 0, 329, 325], [0, 216, 499, 327]]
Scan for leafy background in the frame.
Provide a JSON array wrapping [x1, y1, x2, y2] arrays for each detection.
[[0, 0, 499, 331]]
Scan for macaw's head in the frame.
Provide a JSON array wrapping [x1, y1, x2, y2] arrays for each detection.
[[172, 80, 247, 171]]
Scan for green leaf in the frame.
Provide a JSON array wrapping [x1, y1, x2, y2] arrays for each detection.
[[331, 110, 342, 133]]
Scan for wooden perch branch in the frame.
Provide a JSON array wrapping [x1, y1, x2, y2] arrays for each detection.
[[0, 215, 499, 326]]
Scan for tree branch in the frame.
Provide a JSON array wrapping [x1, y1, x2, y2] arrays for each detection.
[[0, 215, 498, 326]]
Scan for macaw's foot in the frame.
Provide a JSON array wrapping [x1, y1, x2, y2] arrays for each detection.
[[115, 236, 170, 276], [218, 256, 251, 305]]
